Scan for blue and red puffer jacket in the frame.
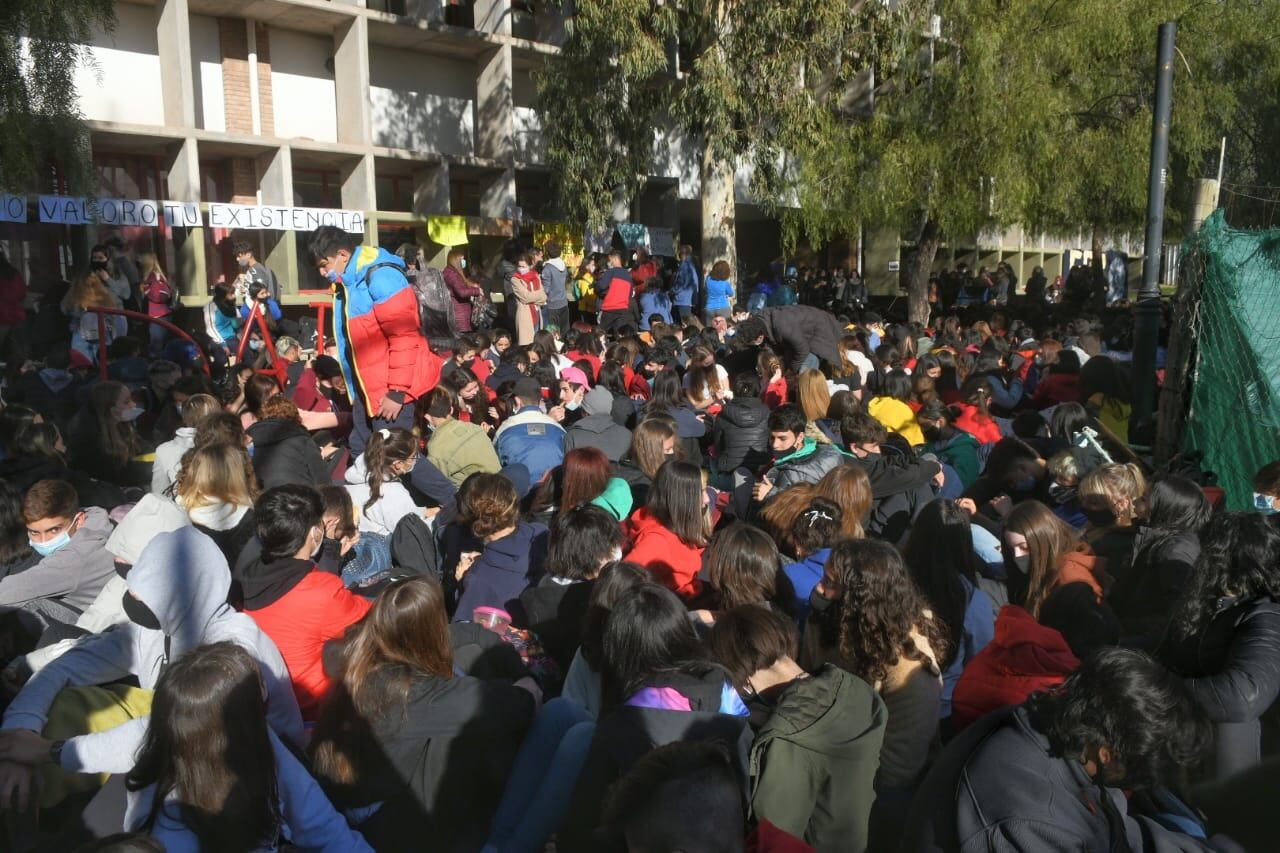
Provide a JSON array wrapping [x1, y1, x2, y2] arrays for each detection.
[[333, 246, 442, 411]]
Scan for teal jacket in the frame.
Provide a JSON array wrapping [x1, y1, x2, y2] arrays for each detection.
[[925, 430, 981, 488], [591, 476, 634, 521], [750, 664, 887, 852]]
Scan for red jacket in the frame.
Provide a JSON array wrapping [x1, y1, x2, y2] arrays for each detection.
[[764, 377, 789, 409], [953, 403, 1003, 445], [624, 507, 705, 600], [0, 272, 25, 326], [598, 268, 634, 312], [951, 605, 1079, 732], [290, 367, 353, 440], [246, 569, 371, 721], [1031, 372, 1082, 409], [631, 260, 659, 287]]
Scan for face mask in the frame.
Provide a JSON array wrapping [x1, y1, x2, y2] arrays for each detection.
[[238, 259, 251, 270], [116, 406, 145, 423], [610, 546, 624, 563], [30, 523, 76, 557], [1254, 492, 1278, 516], [249, 339, 264, 351], [808, 585, 836, 615], [1010, 475, 1036, 493], [517, 266, 530, 275], [90, 259, 109, 272], [122, 592, 162, 630], [1083, 506, 1117, 527], [1012, 554, 1031, 574], [311, 528, 325, 560], [325, 269, 340, 284], [1048, 482, 1077, 505], [921, 425, 943, 443], [564, 398, 581, 412]]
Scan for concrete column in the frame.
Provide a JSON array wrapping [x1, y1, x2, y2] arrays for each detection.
[[333, 18, 373, 146], [476, 46, 514, 161], [259, 146, 299, 295], [341, 154, 379, 247], [156, 0, 196, 127], [480, 169, 517, 220], [413, 162, 451, 216], [474, 0, 511, 35], [167, 138, 207, 298]]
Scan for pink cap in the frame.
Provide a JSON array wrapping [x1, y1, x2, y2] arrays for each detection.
[[560, 366, 590, 389]]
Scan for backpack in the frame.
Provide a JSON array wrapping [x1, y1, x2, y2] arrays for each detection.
[[365, 261, 456, 343]]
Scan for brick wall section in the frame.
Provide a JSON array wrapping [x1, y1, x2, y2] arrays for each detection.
[[231, 158, 257, 204], [255, 24, 275, 136], [218, 18, 252, 135]]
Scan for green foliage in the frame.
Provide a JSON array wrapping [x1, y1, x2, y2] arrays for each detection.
[[0, 0, 116, 194]]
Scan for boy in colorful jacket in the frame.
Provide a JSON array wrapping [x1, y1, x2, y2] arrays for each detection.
[[309, 225, 442, 454]]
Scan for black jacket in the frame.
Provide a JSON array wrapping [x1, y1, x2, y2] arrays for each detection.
[[850, 451, 939, 546], [711, 397, 770, 475], [1160, 596, 1280, 779], [511, 575, 595, 675], [558, 665, 753, 852], [900, 706, 1216, 852], [316, 665, 535, 853], [758, 305, 846, 371], [248, 418, 330, 490], [1110, 528, 1199, 645], [565, 415, 633, 464]]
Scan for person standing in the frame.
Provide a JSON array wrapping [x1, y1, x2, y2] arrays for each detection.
[[234, 240, 281, 304], [510, 252, 547, 346], [103, 234, 140, 310], [672, 245, 698, 322], [139, 252, 177, 357], [540, 241, 570, 334], [308, 225, 442, 455], [443, 248, 483, 334], [597, 250, 636, 332]]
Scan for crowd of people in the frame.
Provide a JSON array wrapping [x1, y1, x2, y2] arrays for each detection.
[[0, 225, 1273, 853]]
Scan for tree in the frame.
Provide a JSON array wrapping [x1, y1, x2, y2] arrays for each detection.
[[536, 0, 921, 277], [0, 0, 116, 194]]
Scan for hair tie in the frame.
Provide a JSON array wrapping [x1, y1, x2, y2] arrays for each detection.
[[804, 509, 834, 527], [378, 428, 391, 439]]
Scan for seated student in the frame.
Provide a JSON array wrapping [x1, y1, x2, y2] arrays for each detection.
[[175, 442, 258, 570], [493, 376, 566, 486], [452, 473, 549, 621], [916, 400, 981, 489], [699, 522, 793, 623], [901, 500, 996, 722], [751, 405, 846, 505], [238, 280, 283, 330], [616, 417, 679, 508], [1078, 461, 1147, 584], [512, 504, 623, 674], [0, 527, 303, 806], [781, 498, 848, 623], [65, 380, 153, 490], [311, 577, 538, 852], [247, 395, 332, 491], [902, 648, 1217, 852], [234, 485, 371, 722], [840, 412, 941, 545], [531, 446, 634, 524], [624, 460, 711, 601], [344, 428, 432, 537], [564, 385, 634, 464], [125, 642, 372, 852], [710, 605, 887, 853], [150, 393, 220, 495], [421, 387, 501, 488], [557, 583, 752, 852], [800, 538, 946, 848], [868, 369, 926, 446], [0, 480, 115, 630], [1003, 499, 1106, 617], [290, 354, 354, 442], [0, 481, 39, 584]]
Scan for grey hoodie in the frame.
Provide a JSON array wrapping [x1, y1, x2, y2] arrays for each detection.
[[0, 506, 114, 612], [2, 527, 304, 773], [541, 257, 569, 309]]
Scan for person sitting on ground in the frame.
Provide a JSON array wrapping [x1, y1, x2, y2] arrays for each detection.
[[624, 460, 711, 601], [233, 485, 371, 722], [421, 387, 501, 488], [564, 385, 633, 464], [752, 404, 846, 505], [344, 427, 435, 537], [247, 395, 332, 491], [150, 393, 220, 495], [493, 376, 566, 486], [452, 473, 549, 621], [175, 442, 259, 570], [711, 605, 887, 853], [840, 412, 941, 545], [1002, 499, 1106, 617]]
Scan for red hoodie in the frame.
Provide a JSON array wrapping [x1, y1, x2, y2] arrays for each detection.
[[951, 605, 1079, 732], [953, 402, 1003, 445], [624, 507, 706, 600]]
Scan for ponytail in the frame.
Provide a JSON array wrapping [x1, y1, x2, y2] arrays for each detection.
[[362, 428, 417, 513]]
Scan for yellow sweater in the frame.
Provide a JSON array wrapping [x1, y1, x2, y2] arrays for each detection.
[[868, 396, 925, 447]]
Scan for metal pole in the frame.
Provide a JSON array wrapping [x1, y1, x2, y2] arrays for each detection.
[[1131, 21, 1176, 443]]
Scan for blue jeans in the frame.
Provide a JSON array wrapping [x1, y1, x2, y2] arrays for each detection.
[[148, 321, 169, 357], [484, 698, 596, 853]]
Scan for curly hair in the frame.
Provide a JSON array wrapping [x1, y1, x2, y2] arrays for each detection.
[[1165, 512, 1280, 646], [817, 538, 950, 687], [1025, 647, 1209, 790]]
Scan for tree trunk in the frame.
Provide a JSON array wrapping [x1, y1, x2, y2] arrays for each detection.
[[1091, 223, 1106, 283], [701, 143, 737, 281], [907, 219, 940, 325]]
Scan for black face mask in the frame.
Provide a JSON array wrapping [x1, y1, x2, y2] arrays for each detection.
[[808, 585, 836, 615], [922, 425, 943, 443], [90, 259, 109, 272], [122, 592, 162, 630], [1047, 482, 1077, 505], [1012, 554, 1031, 574], [1082, 507, 1117, 528]]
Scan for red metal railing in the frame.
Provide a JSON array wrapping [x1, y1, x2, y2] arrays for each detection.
[[234, 301, 289, 386], [86, 306, 211, 379]]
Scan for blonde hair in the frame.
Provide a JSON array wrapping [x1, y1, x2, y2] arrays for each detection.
[[1047, 450, 1084, 487], [797, 370, 830, 423], [139, 252, 166, 282], [176, 443, 259, 512], [62, 270, 114, 312], [1078, 462, 1147, 527]]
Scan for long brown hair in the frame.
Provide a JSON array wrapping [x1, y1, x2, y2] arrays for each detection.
[[813, 465, 870, 540], [1005, 499, 1082, 618], [361, 428, 418, 513], [311, 577, 453, 786], [797, 370, 830, 423], [83, 381, 142, 464], [759, 482, 817, 556], [816, 539, 949, 687], [645, 460, 710, 548], [629, 417, 679, 480], [704, 523, 782, 610], [126, 642, 280, 850]]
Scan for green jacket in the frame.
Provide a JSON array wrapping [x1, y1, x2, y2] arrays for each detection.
[[591, 476, 634, 521], [426, 418, 501, 487], [750, 664, 887, 852], [926, 429, 981, 488]]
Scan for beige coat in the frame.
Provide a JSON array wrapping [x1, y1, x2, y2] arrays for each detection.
[[510, 271, 547, 345]]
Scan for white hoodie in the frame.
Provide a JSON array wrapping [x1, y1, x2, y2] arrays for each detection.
[[151, 426, 196, 495], [3, 527, 304, 773]]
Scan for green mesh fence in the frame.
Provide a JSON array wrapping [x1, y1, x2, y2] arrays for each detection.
[[1180, 209, 1280, 509]]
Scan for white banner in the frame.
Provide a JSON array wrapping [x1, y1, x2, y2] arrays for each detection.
[[35, 195, 202, 228], [0, 194, 26, 223], [207, 203, 365, 233], [648, 227, 675, 257], [162, 202, 202, 227], [38, 195, 92, 225], [93, 198, 161, 227]]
